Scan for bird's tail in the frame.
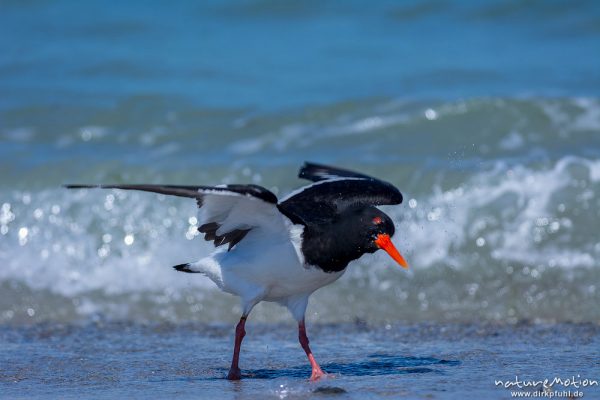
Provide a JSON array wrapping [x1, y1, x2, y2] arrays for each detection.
[[172, 258, 224, 288], [172, 263, 198, 273]]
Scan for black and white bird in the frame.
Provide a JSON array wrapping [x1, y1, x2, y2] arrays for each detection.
[[66, 162, 408, 381]]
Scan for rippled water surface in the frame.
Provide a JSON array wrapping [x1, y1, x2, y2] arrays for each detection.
[[2, 322, 599, 399]]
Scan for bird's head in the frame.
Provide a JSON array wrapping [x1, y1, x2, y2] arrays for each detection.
[[345, 207, 408, 269]]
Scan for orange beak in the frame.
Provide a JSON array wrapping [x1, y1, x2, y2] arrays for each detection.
[[374, 234, 409, 269]]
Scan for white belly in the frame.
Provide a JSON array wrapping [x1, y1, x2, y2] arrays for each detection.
[[205, 229, 345, 301]]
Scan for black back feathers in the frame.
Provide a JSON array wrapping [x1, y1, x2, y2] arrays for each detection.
[[278, 163, 403, 226], [298, 162, 376, 182]]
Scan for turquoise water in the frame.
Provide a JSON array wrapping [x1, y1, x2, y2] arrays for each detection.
[[2, 1, 600, 110], [1, 1, 600, 398]]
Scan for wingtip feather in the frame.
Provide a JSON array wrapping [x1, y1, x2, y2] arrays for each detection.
[[64, 184, 99, 189]]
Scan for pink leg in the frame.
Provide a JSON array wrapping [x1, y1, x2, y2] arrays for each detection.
[[298, 319, 326, 381], [227, 316, 246, 380]]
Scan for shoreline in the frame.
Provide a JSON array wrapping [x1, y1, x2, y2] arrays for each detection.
[[2, 321, 599, 399]]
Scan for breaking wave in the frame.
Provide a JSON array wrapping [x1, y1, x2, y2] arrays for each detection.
[[1, 154, 598, 325]]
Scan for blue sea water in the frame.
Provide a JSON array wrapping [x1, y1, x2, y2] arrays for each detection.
[[1, 1, 600, 398], [2, 0, 600, 111]]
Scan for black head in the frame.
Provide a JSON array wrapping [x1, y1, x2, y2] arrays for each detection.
[[342, 208, 407, 267], [349, 207, 396, 253], [301, 206, 408, 272]]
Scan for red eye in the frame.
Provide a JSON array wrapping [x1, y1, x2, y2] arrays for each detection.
[[372, 216, 383, 225]]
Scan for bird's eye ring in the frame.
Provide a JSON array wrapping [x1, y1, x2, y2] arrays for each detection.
[[372, 216, 383, 225]]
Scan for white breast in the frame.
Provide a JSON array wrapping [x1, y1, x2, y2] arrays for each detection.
[[190, 218, 345, 303]]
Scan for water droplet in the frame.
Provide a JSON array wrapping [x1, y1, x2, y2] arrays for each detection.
[[124, 234, 135, 246], [535, 217, 549, 227], [18, 227, 29, 245], [476, 237, 485, 247], [80, 128, 94, 141], [185, 226, 199, 240], [424, 108, 438, 120], [0, 203, 15, 225], [188, 216, 198, 225], [408, 198, 417, 208], [427, 207, 441, 221], [27, 308, 35, 317], [467, 283, 479, 296], [98, 246, 110, 258]]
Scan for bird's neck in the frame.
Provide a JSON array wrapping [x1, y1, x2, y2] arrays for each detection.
[[301, 222, 369, 273]]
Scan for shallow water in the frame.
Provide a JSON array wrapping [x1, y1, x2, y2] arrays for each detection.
[[2, 322, 599, 399]]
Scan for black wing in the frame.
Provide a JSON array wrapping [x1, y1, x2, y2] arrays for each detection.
[[298, 162, 376, 182], [65, 183, 278, 250], [64, 183, 277, 206], [278, 169, 402, 226]]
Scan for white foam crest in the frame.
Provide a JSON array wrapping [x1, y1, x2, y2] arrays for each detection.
[[226, 102, 448, 155], [0, 189, 216, 299], [392, 156, 600, 269], [225, 98, 600, 159], [1, 157, 599, 324], [540, 97, 600, 133]]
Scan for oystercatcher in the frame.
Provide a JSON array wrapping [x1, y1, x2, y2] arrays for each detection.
[[66, 162, 408, 381]]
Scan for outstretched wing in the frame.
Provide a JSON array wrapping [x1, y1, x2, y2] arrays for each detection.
[[64, 183, 277, 205], [298, 161, 376, 182], [278, 163, 403, 225], [65, 183, 280, 250]]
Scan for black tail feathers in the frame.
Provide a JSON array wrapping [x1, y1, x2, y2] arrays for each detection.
[[173, 263, 198, 273]]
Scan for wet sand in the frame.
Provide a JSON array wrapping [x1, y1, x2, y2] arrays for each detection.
[[2, 322, 599, 399]]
